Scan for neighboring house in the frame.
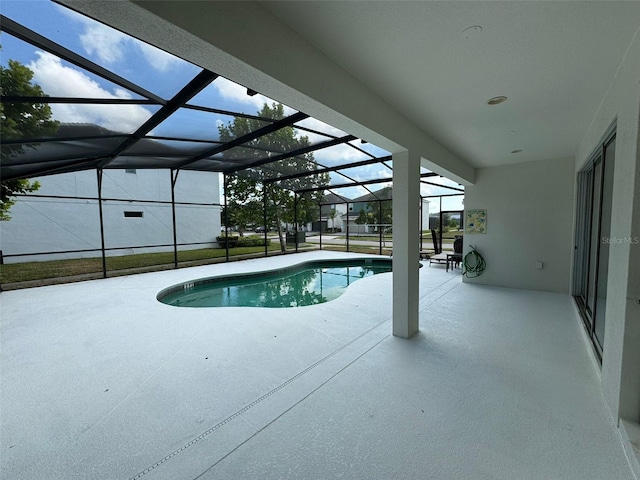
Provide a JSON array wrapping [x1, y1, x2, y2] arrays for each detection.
[[319, 193, 348, 232], [420, 198, 431, 231], [345, 187, 392, 234], [0, 123, 221, 263], [0, 167, 221, 263]]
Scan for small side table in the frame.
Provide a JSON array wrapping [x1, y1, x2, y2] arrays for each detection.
[[446, 253, 463, 272]]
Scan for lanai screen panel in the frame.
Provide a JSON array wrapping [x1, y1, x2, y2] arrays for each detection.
[[1, 0, 449, 196]]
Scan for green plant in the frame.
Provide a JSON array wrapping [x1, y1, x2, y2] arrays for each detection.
[[237, 235, 271, 247]]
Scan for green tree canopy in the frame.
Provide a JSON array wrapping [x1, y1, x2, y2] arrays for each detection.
[[219, 103, 329, 251], [1, 58, 59, 220], [220, 200, 263, 236], [354, 200, 392, 231]]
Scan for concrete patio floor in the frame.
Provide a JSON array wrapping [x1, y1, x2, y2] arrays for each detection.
[[1, 251, 634, 479]]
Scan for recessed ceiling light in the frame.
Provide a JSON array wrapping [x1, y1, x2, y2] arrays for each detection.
[[511, 149, 523, 154], [487, 96, 508, 105]]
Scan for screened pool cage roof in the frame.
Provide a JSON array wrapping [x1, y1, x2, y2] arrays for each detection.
[[0, 2, 463, 199]]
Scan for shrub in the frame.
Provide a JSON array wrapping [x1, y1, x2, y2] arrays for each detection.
[[237, 235, 271, 247], [216, 235, 239, 248]]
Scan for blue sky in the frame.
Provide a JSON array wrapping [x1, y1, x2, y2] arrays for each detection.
[[1, 0, 462, 202]]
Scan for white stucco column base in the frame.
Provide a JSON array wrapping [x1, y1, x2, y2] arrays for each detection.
[[392, 150, 420, 338]]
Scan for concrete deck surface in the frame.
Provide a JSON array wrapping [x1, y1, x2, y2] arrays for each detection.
[[1, 251, 633, 479]]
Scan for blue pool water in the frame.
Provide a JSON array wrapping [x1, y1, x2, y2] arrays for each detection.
[[157, 258, 392, 308]]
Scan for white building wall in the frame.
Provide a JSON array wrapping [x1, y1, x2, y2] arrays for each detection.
[[0, 169, 220, 263], [462, 157, 575, 294], [575, 30, 640, 425]]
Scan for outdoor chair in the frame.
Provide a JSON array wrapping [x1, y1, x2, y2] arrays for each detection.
[[429, 229, 448, 266], [419, 230, 436, 259], [447, 236, 463, 271]]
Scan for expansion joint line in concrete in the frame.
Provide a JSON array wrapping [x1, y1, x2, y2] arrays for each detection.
[[193, 334, 391, 480], [127, 318, 390, 480], [418, 274, 461, 312]]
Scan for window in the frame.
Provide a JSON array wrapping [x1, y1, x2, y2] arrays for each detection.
[[125, 169, 137, 174], [573, 129, 616, 361], [123, 211, 143, 218]]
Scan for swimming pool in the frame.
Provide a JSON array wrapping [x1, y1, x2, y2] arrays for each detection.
[[157, 258, 392, 308]]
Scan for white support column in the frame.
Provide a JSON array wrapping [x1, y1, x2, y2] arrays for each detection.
[[392, 150, 420, 338]]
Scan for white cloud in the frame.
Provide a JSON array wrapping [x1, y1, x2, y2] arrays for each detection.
[[28, 52, 153, 133], [213, 77, 297, 115], [313, 143, 368, 167], [55, 5, 126, 64], [79, 23, 127, 65], [58, 3, 179, 72], [296, 117, 347, 138], [137, 42, 180, 72], [329, 185, 369, 200]]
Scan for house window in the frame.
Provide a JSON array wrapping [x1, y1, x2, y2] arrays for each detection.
[[572, 129, 616, 361], [125, 169, 136, 174], [123, 211, 143, 218]]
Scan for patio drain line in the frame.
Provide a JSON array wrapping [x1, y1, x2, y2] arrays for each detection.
[[128, 318, 390, 480]]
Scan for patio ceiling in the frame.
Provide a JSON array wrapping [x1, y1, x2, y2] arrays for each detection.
[[0, 2, 464, 198], [261, 1, 640, 168]]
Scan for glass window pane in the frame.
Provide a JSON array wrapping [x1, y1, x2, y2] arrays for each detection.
[[594, 139, 615, 347], [587, 158, 603, 317]]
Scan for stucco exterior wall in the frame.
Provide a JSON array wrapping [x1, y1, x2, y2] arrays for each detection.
[[462, 157, 575, 294], [575, 29, 640, 424], [0, 169, 220, 262]]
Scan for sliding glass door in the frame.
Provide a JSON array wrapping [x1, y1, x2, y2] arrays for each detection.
[[573, 132, 616, 360]]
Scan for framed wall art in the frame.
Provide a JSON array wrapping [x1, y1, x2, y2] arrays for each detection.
[[465, 209, 487, 234]]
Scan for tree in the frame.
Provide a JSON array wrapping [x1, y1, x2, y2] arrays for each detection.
[[1, 58, 59, 220], [221, 200, 262, 236], [368, 200, 392, 230], [0, 179, 41, 221], [355, 208, 368, 225], [441, 212, 451, 232], [219, 103, 329, 251], [353, 200, 392, 232], [327, 208, 338, 232]]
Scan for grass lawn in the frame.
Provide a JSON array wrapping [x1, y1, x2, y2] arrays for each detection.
[[337, 235, 393, 242], [324, 245, 392, 256], [0, 245, 284, 285]]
